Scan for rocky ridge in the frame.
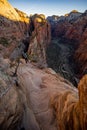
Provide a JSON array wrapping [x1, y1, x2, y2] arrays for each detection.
[[47, 10, 87, 81], [0, 0, 29, 57], [0, 0, 87, 130], [28, 14, 51, 67]]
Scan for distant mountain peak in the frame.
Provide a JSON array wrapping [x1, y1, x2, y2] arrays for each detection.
[[65, 10, 79, 17], [71, 10, 78, 13]]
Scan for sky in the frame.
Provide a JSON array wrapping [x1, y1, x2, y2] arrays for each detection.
[[8, 0, 87, 17]]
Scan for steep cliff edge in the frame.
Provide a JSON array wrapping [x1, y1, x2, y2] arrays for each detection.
[[0, 0, 29, 57], [0, 1, 87, 129], [28, 14, 51, 67], [9, 13, 51, 69], [0, 0, 51, 67], [0, 60, 87, 130], [47, 10, 87, 80], [75, 11, 87, 76]]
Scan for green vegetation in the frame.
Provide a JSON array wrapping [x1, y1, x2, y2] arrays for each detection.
[[28, 54, 38, 62], [0, 37, 9, 46]]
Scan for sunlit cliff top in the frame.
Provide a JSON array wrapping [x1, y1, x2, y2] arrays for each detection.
[[0, 0, 29, 23]]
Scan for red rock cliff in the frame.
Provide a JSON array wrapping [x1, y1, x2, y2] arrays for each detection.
[[75, 11, 87, 75], [28, 14, 51, 67], [0, 0, 29, 57], [48, 10, 87, 77], [0, 0, 51, 67]]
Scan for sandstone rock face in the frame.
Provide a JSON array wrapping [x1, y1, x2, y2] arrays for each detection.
[[27, 14, 51, 67], [0, 0, 51, 67], [0, 56, 23, 130], [0, 1, 87, 129], [74, 11, 87, 75], [47, 10, 87, 78], [78, 75, 87, 130], [0, 61, 87, 130], [0, 0, 29, 57], [75, 40, 87, 76], [47, 11, 82, 42], [9, 13, 51, 68], [47, 15, 59, 23]]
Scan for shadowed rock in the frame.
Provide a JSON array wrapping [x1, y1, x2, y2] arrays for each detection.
[[47, 10, 87, 81], [0, 62, 87, 130]]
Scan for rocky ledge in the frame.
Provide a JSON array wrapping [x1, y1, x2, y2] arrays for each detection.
[[0, 58, 87, 130], [0, 0, 87, 130]]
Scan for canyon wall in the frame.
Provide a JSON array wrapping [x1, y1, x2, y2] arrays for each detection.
[[0, 1, 87, 130], [28, 14, 51, 67], [0, 0, 29, 57], [0, 0, 51, 67], [47, 10, 87, 78]]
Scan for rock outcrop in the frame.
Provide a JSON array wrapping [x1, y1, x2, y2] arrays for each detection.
[[28, 14, 51, 67], [0, 1, 87, 129], [0, 0, 29, 57], [0, 0, 51, 67], [9, 13, 51, 68], [0, 60, 87, 130], [74, 11, 87, 76], [51, 74, 87, 130]]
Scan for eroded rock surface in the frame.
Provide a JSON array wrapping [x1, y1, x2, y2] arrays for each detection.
[[0, 0, 29, 57], [0, 0, 51, 67], [47, 10, 87, 80], [0, 1, 87, 130], [0, 59, 87, 130], [28, 14, 51, 67]]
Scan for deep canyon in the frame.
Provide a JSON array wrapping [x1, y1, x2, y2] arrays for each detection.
[[0, 0, 87, 130]]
